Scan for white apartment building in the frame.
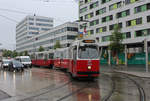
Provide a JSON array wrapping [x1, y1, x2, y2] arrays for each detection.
[[79, 0, 150, 47], [17, 22, 78, 53], [16, 15, 53, 52]]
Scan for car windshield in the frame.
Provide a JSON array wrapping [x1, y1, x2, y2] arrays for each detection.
[[3, 61, 10, 64], [78, 45, 99, 59], [12, 60, 23, 67], [21, 58, 31, 62]]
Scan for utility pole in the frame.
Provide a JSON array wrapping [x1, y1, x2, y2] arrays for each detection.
[[144, 39, 149, 72]]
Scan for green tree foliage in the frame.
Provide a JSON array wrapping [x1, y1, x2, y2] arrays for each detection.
[[19, 52, 23, 56], [38, 46, 44, 52], [2, 50, 12, 57], [12, 51, 18, 57], [2, 50, 19, 58], [24, 51, 29, 56], [54, 40, 61, 49], [109, 24, 124, 65]]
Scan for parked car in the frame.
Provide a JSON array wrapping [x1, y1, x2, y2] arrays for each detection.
[[1, 59, 11, 70], [8, 60, 24, 71], [15, 56, 32, 68]]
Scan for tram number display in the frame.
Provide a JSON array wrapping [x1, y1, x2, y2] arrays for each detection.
[[82, 40, 96, 43]]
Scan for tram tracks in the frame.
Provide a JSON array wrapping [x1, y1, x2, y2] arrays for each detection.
[[124, 75, 146, 101], [19, 80, 73, 101], [101, 73, 116, 101], [102, 72, 146, 101], [19, 70, 146, 101]]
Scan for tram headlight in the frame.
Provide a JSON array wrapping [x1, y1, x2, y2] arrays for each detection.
[[88, 66, 92, 70]]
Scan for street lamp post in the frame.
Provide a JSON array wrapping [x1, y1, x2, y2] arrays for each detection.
[[143, 30, 149, 72]]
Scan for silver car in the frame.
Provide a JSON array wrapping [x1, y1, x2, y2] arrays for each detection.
[[1, 59, 11, 70]]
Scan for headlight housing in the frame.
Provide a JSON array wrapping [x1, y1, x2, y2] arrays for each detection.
[[88, 66, 92, 70]]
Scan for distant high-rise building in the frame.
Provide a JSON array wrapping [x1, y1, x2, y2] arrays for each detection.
[[16, 15, 53, 52], [16, 22, 78, 53]]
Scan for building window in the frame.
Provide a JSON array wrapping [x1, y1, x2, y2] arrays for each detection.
[[147, 15, 150, 22], [109, 23, 122, 30], [101, 0, 111, 4], [29, 22, 34, 25], [109, 2, 122, 11], [123, 32, 131, 39], [29, 27, 39, 30], [36, 18, 53, 22], [80, 16, 83, 21], [96, 26, 107, 33], [116, 9, 130, 18], [102, 36, 110, 42], [87, 30, 94, 36], [41, 28, 50, 31], [67, 35, 77, 40], [134, 3, 150, 13], [80, 7, 87, 13], [36, 23, 53, 27], [125, 0, 139, 5], [96, 7, 106, 16], [90, 19, 99, 26], [102, 15, 113, 23], [67, 27, 78, 32], [85, 12, 94, 19], [85, 0, 91, 4], [135, 29, 150, 37], [90, 1, 99, 9], [29, 18, 34, 20], [126, 18, 142, 27]]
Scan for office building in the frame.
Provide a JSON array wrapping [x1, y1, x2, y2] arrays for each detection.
[[16, 15, 53, 52]]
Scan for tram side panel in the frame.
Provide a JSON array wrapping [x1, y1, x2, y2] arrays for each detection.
[[60, 48, 70, 69]]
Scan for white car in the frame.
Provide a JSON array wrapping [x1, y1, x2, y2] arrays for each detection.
[[15, 56, 32, 68]]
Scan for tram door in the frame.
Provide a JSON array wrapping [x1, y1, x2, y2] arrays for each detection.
[[72, 46, 77, 74]]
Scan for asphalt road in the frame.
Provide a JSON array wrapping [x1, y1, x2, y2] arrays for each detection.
[[0, 67, 149, 101]]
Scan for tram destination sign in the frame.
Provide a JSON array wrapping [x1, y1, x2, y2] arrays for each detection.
[[82, 40, 96, 43]]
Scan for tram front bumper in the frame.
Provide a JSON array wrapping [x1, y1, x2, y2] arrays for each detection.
[[77, 71, 99, 77]]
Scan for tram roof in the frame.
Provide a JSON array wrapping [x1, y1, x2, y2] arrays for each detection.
[[34, 49, 54, 54]]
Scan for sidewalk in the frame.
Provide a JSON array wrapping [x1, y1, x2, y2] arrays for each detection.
[[101, 65, 150, 78]]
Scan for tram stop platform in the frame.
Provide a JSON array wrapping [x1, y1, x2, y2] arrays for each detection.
[[101, 65, 150, 78]]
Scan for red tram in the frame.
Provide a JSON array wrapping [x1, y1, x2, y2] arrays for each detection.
[[53, 48, 69, 69], [67, 39, 100, 78], [31, 50, 54, 68], [31, 38, 100, 78]]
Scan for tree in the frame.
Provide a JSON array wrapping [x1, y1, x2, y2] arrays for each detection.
[[38, 46, 44, 52], [19, 52, 23, 56], [109, 24, 124, 65], [12, 50, 18, 57], [2, 50, 12, 57], [54, 40, 61, 49], [24, 50, 29, 56]]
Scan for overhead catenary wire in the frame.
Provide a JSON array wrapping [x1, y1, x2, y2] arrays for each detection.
[[0, 8, 31, 15], [0, 7, 75, 23], [0, 14, 18, 23], [35, 0, 77, 3]]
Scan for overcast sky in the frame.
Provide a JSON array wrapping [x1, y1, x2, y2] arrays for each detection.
[[0, 0, 78, 50]]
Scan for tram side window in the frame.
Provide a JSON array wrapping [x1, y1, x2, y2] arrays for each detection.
[[38, 53, 44, 59], [44, 54, 48, 60], [49, 53, 54, 59]]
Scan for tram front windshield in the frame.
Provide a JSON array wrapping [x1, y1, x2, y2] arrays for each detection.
[[78, 45, 99, 59]]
